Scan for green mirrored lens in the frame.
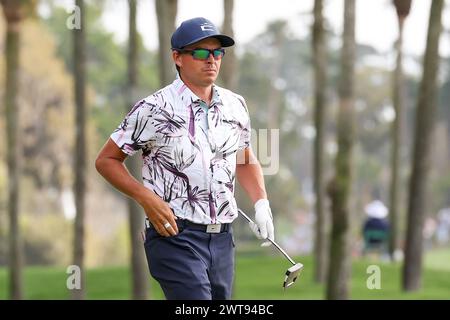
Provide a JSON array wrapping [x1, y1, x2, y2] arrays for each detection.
[[213, 49, 224, 58], [193, 49, 210, 60]]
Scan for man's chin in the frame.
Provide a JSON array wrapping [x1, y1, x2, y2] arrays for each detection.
[[202, 75, 217, 85], [204, 71, 217, 79]]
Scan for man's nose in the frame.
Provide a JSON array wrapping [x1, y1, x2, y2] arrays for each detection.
[[206, 52, 215, 63]]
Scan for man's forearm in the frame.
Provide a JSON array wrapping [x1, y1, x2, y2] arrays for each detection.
[[95, 158, 156, 205], [236, 162, 267, 204], [95, 145, 178, 236]]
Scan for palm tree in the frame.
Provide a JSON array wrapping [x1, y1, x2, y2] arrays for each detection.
[[220, 0, 238, 91], [126, 0, 148, 300], [72, 0, 86, 300], [1, 0, 27, 300], [389, 0, 412, 262], [155, 0, 177, 86], [403, 0, 444, 292], [326, 0, 356, 300], [312, 0, 328, 283]]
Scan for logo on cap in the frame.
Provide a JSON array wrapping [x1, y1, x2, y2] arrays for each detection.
[[200, 23, 215, 32]]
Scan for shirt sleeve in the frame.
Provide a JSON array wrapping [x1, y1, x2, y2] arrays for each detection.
[[110, 97, 157, 156]]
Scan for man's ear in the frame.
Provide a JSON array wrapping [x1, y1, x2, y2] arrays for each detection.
[[172, 50, 182, 68]]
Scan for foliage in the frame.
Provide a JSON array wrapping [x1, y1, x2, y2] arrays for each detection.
[[20, 19, 75, 190], [85, 220, 129, 267], [235, 20, 425, 223], [41, 3, 160, 148], [21, 213, 72, 266], [0, 15, 75, 196], [431, 172, 450, 211]]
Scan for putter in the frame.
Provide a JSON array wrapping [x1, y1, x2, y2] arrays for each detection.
[[238, 209, 304, 289]]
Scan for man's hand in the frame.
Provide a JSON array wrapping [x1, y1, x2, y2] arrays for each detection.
[[249, 199, 274, 247], [139, 194, 179, 237], [95, 138, 179, 237]]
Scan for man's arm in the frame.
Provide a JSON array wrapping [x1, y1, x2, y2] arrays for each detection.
[[236, 147, 274, 245], [95, 138, 178, 236], [236, 147, 267, 203]]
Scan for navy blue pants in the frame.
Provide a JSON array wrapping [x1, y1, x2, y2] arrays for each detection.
[[143, 219, 235, 300]]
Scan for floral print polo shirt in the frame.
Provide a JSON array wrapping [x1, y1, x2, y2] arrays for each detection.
[[111, 77, 251, 224]]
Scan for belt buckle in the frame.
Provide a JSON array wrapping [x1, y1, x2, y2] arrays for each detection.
[[206, 224, 221, 233]]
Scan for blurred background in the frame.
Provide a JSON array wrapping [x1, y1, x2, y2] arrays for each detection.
[[0, 0, 449, 299]]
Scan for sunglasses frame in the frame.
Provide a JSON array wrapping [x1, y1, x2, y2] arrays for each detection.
[[178, 48, 226, 61]]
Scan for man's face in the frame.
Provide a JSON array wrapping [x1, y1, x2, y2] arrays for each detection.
[[173, 37, 223, 87]]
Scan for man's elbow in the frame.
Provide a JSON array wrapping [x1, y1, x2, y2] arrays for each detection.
[[95, 139, 127, 174], [95, 152, 126, 175], [95, 154, 113, 175], [95, 156, 104, 174]]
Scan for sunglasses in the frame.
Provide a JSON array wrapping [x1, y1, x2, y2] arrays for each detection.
[[178, 48, 226, 61]]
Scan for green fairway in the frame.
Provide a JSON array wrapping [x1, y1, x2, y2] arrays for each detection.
[[1, 250, 449, 299]]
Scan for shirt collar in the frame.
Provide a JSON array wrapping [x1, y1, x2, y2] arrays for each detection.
[[172, 74, 223, 109]]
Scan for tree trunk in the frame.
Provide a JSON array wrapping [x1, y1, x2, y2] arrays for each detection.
[[155, 0, 177, 86], [390, 0, 412, 262], [326, 0, 355, 300], [72, 0, 86, 300], [266, 21, 285, 130], [312, 0, 328, 284], [2, 0, 24, 300], [126, 0, 148, 300], [220, 0, 238, 91], [403, 0, 443, 292], [389, 17, 405, 261]]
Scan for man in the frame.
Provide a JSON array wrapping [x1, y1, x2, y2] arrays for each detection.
[[362, 199, 390, 258], [95, 17, 274, 300]]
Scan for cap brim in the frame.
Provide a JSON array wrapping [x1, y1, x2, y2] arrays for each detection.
[[212, 35, 235, 47], [178, 34, 235, 49]]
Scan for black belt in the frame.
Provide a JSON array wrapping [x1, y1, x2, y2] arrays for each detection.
[[146, 218, 230, 233], [180, 219, 230, 233]]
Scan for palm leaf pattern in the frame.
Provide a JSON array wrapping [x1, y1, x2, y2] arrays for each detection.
[[153, 102, 185, 136], [110, 78, 251, 223], [181, 186, 209, 215]]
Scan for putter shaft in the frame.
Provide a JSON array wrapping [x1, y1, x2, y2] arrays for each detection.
[[237, 209, 296, 266], [264, 238, 296, 266]]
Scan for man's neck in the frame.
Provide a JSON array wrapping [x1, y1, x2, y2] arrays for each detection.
[[191, 86, 213, 105], [179, 75, 213, 105]]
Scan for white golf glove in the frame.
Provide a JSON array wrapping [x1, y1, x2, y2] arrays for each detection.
[[249, 199, 275, 247]]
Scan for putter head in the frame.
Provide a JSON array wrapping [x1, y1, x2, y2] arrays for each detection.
[[283, 263, 303, 289]]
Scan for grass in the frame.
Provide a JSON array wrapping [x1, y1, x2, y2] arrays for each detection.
[[0, 249, 449, 300]]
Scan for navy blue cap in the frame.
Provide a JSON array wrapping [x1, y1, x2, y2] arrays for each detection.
[[171, 17, 235, 50]]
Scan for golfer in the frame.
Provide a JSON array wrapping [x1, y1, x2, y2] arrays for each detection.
[[95, 17, 274, 300]]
